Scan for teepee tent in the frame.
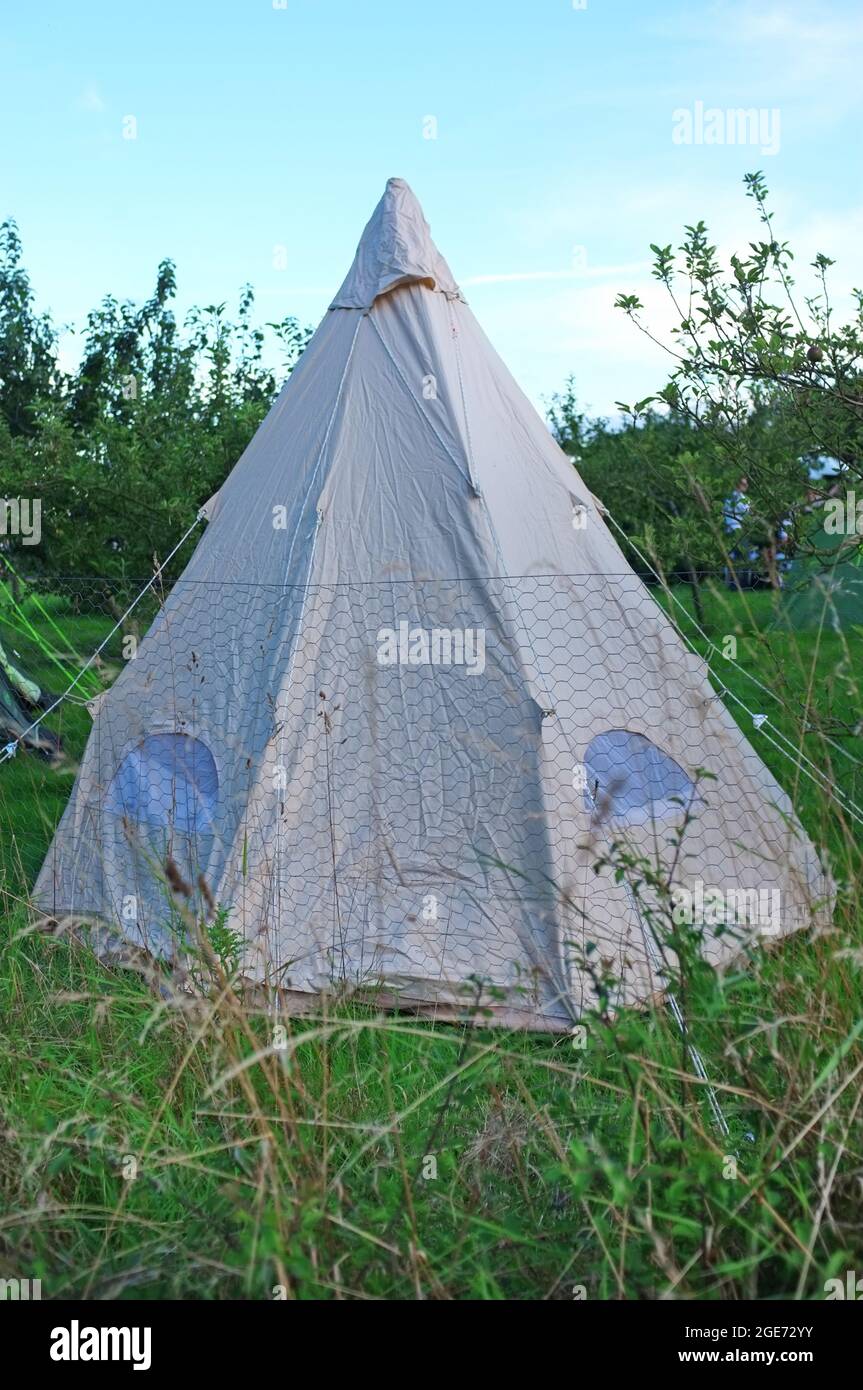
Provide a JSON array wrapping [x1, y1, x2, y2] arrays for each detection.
[[782, 527, 863, 631], [0, 637, 60, 759], [34, 179, 829, 1030]]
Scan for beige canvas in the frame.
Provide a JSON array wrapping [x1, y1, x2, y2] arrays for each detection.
[[34, 178, 831, 1030]]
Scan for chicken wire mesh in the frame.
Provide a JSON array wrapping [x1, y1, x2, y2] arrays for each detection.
[[2, 571, 826, 1025]]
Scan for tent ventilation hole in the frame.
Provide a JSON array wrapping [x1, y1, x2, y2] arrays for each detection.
[[105, 733, 218, 834], [583, 729, 697, 827]]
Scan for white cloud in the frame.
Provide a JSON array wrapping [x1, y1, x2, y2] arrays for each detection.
[[462, 262, 648, 287], [78, 84, 105, 113], [659, 1, 863, 90], [723, 2, 863, 46], [654, 0, 863, 47], [477, 189, 863, 418]]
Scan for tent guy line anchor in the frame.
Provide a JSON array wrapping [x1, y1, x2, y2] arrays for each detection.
[[607, 505, 863, 777], [604, 508, 863, 826], [0, 514, 204, 766]]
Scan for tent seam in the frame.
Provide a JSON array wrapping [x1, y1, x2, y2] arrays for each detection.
[[366, 311, 478, 497]]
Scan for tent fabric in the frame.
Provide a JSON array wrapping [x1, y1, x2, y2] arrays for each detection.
[[781, 525, 863, 630], [34, 178, 831, 1029], [330, 176, 462, 310], [0, 638, 60, 758]]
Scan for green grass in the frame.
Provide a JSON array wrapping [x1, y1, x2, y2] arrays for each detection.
[[1, 582, 862, 1300]]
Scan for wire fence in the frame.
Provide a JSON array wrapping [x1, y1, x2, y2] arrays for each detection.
[[1, 569, 850, 1026]]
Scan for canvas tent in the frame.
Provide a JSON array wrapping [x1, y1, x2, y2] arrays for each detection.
[[0, 637, 60, 758], [782, 526, 863, 631], [34, 179, 830, 1030]]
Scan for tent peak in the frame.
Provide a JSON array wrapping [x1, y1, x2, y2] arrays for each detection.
[[330, 178, 462, 310]]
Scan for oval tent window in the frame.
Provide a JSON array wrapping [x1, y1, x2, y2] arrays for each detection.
[[105, 733, 218, 834], [583, 730, 697, 827]]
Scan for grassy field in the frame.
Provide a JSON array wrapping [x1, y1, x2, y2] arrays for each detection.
[[0, 580, 861, 1300]]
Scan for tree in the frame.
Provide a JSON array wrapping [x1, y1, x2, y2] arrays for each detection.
[[549, 379, 739, 619], [0, 228, 311, 605], [612, 172, 862, 580], [0, 219, 60, 436]]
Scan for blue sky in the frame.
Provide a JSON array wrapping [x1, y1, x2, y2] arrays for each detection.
[[2, 0, 861, 417]]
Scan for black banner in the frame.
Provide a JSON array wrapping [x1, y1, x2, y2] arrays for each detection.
[[3, 1296, 858, 1374]]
